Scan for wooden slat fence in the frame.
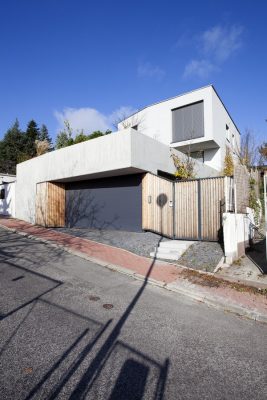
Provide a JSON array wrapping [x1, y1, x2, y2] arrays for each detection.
[[142, 173, 230, 241], [174, 180, 198, 239], [36, 182, 65, 227], [200, 177, 225, 240]]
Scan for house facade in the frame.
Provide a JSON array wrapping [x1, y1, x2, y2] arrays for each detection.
[[14, 85, 240, 232], [118, 85, 240, 172], [15, 130, 216, 230]]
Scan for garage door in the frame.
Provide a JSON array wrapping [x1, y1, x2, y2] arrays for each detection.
[[65, 174, 143, 231]]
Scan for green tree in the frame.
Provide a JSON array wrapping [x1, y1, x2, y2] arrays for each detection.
[[24, 120, 40, 158], [55, 121, 112, 149], [55, 121, 74, 149], [55, 131, 70, 149], [0, 119, 25, 174], [73, 131, 89, 144], [39, 124, 53, 151]]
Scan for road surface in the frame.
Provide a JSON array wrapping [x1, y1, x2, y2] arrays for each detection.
[[0, 228, 266, 399]]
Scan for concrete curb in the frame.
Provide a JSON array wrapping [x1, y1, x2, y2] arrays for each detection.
[[1, 222, 267, 324]]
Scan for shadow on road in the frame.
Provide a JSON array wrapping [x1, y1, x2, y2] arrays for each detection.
[[0, 226, 169, 399]]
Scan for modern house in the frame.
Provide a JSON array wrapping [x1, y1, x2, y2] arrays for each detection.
[[14, 85, 240, 232], [118, 85, 240, 172]]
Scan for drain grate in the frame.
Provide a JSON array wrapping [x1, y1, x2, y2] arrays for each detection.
[[103, 304, 113, 310], [89, 295, 100, 301]]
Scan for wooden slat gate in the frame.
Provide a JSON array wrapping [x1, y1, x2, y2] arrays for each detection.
[[142, 173, 228, 241], [142, 173, 173, 237]]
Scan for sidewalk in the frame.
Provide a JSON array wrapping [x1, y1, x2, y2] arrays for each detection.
[[1, 217, 267, 323]]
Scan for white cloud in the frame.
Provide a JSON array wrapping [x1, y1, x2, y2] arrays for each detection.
[[54, 108, 109, 133], [137, 62, 165, 80], [108, 106, 137, 126], [183, 59, 218, 79], [54, 105, 137, 135], [182, 24, 243, 79], [201, 25, 243, 62]]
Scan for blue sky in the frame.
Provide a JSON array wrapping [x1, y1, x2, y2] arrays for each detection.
[[0, 0, 266, 144]]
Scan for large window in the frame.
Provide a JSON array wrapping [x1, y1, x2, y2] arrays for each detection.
[[172, 101, 204, 142]]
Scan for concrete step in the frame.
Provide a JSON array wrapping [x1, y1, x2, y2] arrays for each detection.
[[150, 240, 195, 260], [150, 251, 180, 261], [153, 247, 185, 255], [159, 240, 194, 250]]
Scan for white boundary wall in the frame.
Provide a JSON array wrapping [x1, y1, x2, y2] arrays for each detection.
[[223, 211, 254, 263]]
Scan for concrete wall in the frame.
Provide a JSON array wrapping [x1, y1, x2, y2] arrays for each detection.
[[0, 182, 16, 217], [223, 212, 253, 263], [16, 129, 218, 224], [118, 85, 240, 172]]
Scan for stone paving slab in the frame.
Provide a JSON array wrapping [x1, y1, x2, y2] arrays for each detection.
[[1, 217, 267, 322]]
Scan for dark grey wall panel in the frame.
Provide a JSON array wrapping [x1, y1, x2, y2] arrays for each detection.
[[172, 101, 204, 142], [65, 174, 143, 231]]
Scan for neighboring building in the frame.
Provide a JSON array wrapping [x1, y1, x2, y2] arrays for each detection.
[[14, 85, 240, 231], [0, 173, 16, 217], [118, 85, 240, 172]]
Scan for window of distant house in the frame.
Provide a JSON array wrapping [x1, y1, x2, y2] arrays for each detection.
[[190, 151, 204, 163], [132, 125, 138, 130], [0, 188, 5, 200], [172, 101, 204, 143]]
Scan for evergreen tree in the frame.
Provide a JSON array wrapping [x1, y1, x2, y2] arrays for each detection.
[[39, 124, 53, 150], [24, 120, 39, 157], [0, 119, 25, 174]]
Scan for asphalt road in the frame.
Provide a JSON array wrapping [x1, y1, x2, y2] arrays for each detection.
[[0, 227, 266, 400]]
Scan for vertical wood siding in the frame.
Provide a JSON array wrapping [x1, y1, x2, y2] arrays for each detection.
[[35, 182, 65, 227]]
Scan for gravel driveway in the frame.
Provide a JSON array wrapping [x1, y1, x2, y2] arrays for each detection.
[[55, 228, 166, 257], [55, 228, 224, 272]]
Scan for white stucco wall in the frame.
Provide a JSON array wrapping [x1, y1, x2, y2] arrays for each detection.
[[0, 182, 16, 217], [16, 129, 218, 224], [118, 85, 240, 172], [118, 86, 214, 146], [210, 89, 240, 171], [223, 212, 252, 263]]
